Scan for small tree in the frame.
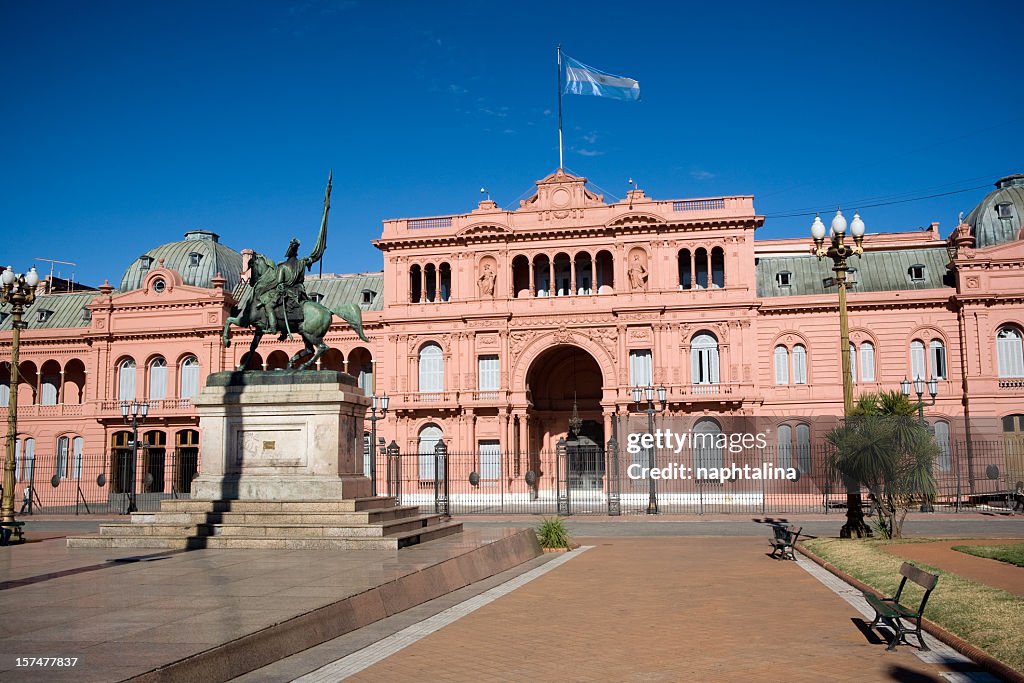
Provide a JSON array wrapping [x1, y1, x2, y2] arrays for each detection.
[[827, 391, 938, 539]]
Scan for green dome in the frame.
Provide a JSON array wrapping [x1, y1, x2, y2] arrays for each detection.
[[964, 174, 1024, 248], [119, 229, 243, 291]]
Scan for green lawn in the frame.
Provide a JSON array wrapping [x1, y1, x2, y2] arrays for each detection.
[[952, 543, 1024, 569], [802, 538, 1024, 674]]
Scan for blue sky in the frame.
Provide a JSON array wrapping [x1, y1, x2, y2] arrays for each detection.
[[2, 1, 1021, 286]]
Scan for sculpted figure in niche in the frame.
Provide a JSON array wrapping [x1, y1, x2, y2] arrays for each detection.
[[628, 254, 648, 291], [478, 262, 496, 298]]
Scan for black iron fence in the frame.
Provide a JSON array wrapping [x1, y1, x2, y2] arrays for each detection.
[[8, 438, 1022, 517], [379, 439, 1024, 516], [8, 449, 198, 515]]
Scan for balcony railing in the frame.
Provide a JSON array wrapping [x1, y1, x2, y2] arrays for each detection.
[[0, 403, 86, 417], [998, 378, 1024, 390], [98, 398, 194, 412]]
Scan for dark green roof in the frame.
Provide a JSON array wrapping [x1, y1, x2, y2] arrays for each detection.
[[756, 248, 952, 298], [0, 292, 97, 331], [119, 230, 244, 292], [305, 273, 384, 311], [965, 174, 1024, 248]]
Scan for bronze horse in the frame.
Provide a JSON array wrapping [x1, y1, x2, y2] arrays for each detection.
[[222, 252, 369, 370]]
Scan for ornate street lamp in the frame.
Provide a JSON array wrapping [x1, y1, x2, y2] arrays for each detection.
[[813, 210, 868, 537], [1, 266, 40, 527], [901, 376, 938, 420], [120, 400, 149, 514], [631, 384, 667, 514], [812, 210, 865, 415], [902, 376, 939, 513], [367, 393, 389, 495]]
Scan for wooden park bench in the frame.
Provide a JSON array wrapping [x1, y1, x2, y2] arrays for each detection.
[[768, 525, 801, 560], [0, 520, 25, 545], [863, 562, 938, 651]]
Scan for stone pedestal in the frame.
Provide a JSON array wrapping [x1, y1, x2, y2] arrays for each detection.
[[190, 369, 372, 501]]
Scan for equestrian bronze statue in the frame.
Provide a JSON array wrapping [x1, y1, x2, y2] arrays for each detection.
[[222, 172, 370, 371]]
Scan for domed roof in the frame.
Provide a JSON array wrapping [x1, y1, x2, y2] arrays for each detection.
[[964, 174, 1024, 248], [119, 229, 243, 291]]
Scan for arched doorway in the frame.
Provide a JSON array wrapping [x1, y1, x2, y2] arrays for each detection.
[[526, 345, 604, 489]]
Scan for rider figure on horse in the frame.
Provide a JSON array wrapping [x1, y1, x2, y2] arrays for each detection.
[[258, 237, 315, 340]]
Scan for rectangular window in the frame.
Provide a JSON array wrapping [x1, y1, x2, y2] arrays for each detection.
[[774, 346, 789, 385], [358, 363, 374, 396], [41, 376, 59, 405], [930, 341, 947, 380], [479, 440, 500, 480], [56, 437, 69, 479], [793, 345, 807, 385], [859, 343, 876, 382], [629, 350, 653, 387], [363, 432, 371, 479], [478, 356, 500, 392], [910, 341, 926, 380]]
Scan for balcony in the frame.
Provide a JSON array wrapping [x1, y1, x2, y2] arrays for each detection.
[[392, 391, 459, 410], [0, 403, 85, 418], [998, 378, 1024, 390], [98, 398, 194, 413], [667, 383, 749, 403]]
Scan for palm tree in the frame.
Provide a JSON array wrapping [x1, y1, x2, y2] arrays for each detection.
[[827, 391, 938, 539]]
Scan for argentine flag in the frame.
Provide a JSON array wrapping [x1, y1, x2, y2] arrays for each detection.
[[563, 55, 640, 101]]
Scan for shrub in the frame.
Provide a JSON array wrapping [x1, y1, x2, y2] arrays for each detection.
[[536, 516, 571, 549]]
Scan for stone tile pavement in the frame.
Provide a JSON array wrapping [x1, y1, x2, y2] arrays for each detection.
[[333, 537, 994, 683]]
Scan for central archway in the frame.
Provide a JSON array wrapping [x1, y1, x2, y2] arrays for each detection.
[[525, 344, 604, 450]]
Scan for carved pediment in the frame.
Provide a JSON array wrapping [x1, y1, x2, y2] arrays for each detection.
[[518, 168, 605, 212], [456, 222, 512, 237], [607, 212, 666, 229]]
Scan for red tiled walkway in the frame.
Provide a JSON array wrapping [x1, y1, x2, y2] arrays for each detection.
[[347, 537, 966, 682]]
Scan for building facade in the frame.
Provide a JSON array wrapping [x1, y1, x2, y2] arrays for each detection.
[[3, 171, 1023, 513]]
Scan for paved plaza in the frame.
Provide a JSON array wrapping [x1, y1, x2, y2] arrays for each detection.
[[1, 514, 1022, 682]]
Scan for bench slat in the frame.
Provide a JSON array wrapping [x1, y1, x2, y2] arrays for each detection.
[[900, 562, 938, 590]]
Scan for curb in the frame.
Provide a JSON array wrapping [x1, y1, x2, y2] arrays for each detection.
[[796, 542, 1024, 683]]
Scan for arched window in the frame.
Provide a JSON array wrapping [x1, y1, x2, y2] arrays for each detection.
[[72, 436, 84, 480], [693, 418, 722, 473], [933, 421, 951, 472], [711, 247, 725, 288], [694, 248, 709, 289], [793, 344, 807, 385], [180, 356, 200, 399], [149, 357, 167, 400], [997, 327, 1024, 378], [777, 424, 792, 468], [418, 424, 444, 480], [118, 358, 137, 401], [534, 255, 551, 297], [0, 381, 8, 408], [678, 249, 692, 290], [16, 438, 34, 483], [418, 343, 444, 393], [691, 333, 720, 385], [929, 340, 947, 380], [795, 423, 811, 473], [859, 341, 875, 382], [910, 339, 926, 380], [41, 374, 58, 405], [56, 436, 70, 479], [774, 346, 789, 385], [409, 264, 422, 303]]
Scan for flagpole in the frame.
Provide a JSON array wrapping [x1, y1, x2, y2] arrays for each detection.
[[557, 45, 563, 170]]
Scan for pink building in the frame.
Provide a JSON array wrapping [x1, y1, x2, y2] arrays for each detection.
[[3, 172, 1023, 514]]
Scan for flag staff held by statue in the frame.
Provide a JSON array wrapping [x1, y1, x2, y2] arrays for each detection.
[[557, 44, 564, 170]]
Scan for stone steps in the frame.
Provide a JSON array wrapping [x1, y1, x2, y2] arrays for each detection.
[[157, 497, 398, 513], [129, 504, 424, 526], [67, 497, 463, 550], [95, 513, 448, 539], [67, 520, 464, 550]]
